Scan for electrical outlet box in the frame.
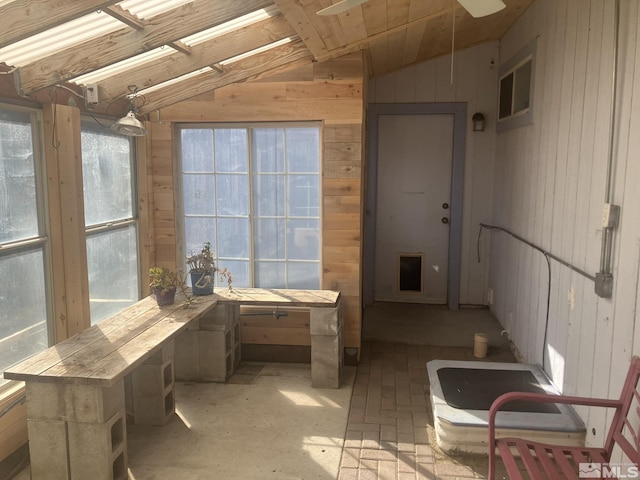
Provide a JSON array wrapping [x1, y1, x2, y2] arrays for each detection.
[[85, 84, 99, 105], [595, 272, 613, 298], [602, 203, 620, 228]]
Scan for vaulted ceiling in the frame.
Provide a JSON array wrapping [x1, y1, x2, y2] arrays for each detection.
[[0, 0, 533, 116]]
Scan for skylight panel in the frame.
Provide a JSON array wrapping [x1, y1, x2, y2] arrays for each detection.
[[118, 0, 194, 20], [71, 47, 176, 85], [181, 7, 278, 46], [219, 37, 295, 66], [0, 12, 121, 67], [137, 67, 213, 95]]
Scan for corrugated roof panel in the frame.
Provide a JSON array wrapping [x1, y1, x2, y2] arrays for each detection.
[[0, 12, 123, 67], [181, 7, 278, 46], [71, 46, 177, 85], [137, 67, 213, 95], [219, 37, 295, 66], [118, 0, 194, 20], [0, 11, 122, 67]]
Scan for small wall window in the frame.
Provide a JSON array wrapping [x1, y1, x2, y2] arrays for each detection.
[[497, 38, 536, 132]]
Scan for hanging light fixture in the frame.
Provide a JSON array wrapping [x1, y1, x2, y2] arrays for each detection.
[[111, 86, 147, 137]]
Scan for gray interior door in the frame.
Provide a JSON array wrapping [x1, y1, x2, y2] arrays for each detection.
[[374, 114, 454, 304]]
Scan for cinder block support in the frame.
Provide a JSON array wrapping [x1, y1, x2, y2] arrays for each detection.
[[310, 300, 344, 389], [129, 340, 175, 425], [175, 304, 240, 382], [25, 380, 127, 480]]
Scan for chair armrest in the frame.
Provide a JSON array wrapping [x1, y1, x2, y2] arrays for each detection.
[[487, 391, 623, 479]]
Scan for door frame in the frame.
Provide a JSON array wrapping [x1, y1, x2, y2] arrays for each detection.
[[364, 103, 467, 309]]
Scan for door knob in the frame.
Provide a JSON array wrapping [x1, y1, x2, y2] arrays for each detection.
[[441, 217, 449, 224]]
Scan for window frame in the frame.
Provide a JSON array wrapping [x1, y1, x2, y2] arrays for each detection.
[[0, 102, 53, 394], [175, 121, 323, 289], [497, 38, 537, 132], [80, 117, 142, 324]]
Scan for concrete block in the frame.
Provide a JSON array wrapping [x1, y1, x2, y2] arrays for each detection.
[[200, 303, 235, 330], [27, 419, 70, 479], [311, 335, 342, 389], [26, 381, 125, 424], [144, 340, 174, 365], [175, 329, 200, 381], [131, 360, 174, 425], [199, 330, 227, 382], [67, 409, 126, 480], [310, 307, 341, 335]]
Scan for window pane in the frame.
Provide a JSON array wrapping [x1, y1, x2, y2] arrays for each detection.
[[253, 174, 285, 217], [0, 248, 49, 387], [86, 226, 139, 325], [252, 128, 284, 173], [286, 128, 319, 173], [288, 174, 319, 217], [81, 127, 133, 226], [255, 261, 286, 288], [183, 173, 215, 215], [217, 217, 249, 258], [215, 129, 248, 173], [499, 73, 514, 119], [217, 259, 249, 287], [254, 218, 285, 259], [288, 219, 320, 260], [216, 174, 248, 216], [287, 262, 320, 289], [184, 217, 216, 256], [513, 59, 532, 114], [0, 111, 38, 243], [182, 129, 214, 172]]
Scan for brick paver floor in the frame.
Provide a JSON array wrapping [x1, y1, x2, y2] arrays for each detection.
[[338, 343, 516, 480]]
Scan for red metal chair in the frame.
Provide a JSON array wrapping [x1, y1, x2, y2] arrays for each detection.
[[488, 356, 640, 479]]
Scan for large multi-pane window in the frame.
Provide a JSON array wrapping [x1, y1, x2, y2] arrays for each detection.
[[81, 121, 140, 324], [180, 124, 321, 289], [0, 106, 50, 389]]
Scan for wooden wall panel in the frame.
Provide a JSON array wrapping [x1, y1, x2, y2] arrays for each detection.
[[147, 54, 365, 352], [489, 0, 640, 453]]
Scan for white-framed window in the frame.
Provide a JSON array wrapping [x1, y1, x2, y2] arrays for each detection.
[[497, 39, 536, 132], [0, 104, 51, 390], [81, 120, 140, 324], [178, 123, 321, 289]]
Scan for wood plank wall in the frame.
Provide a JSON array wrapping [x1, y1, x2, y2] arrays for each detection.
[[148, 53, 364, 353], [490, 0, 640, 455], [368, 42, 499, 306]]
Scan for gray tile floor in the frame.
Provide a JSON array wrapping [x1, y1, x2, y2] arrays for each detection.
[[339, 342, 515, 480]]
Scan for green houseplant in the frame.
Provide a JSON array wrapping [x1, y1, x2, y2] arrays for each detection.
[[186, 242, 232, 295], [148, 267, 178, 306]]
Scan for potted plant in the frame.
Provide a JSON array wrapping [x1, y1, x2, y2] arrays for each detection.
[[186, 242, 233, 295], [148, 267, 178, 306]]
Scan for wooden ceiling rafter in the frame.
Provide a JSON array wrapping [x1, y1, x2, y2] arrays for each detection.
[[139, 38, 313, 113], [14, 0, 273, 95], [103, 5, 192, 55], [96, 15, 296, 103]]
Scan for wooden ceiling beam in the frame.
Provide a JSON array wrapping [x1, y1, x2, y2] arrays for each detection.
[[103, 5, 144, 30], [15, 0, 273, 94], [0, 0, 120, 48], [96, 15, 295, 103], [273, 0, 329, 59], [139, 39, 313, 114]]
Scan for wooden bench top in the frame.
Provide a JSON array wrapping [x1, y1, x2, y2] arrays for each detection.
[[4, 293, 217, 387], [4, 288, 340, 387], [213, 288, 340, 307]]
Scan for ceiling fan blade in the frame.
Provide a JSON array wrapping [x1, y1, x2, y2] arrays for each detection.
[[457, 0, 506, 18], [317, 0, 370, 16]]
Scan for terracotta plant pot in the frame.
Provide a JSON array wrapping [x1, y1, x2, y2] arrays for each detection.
[[154, 287, 176, 306]]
